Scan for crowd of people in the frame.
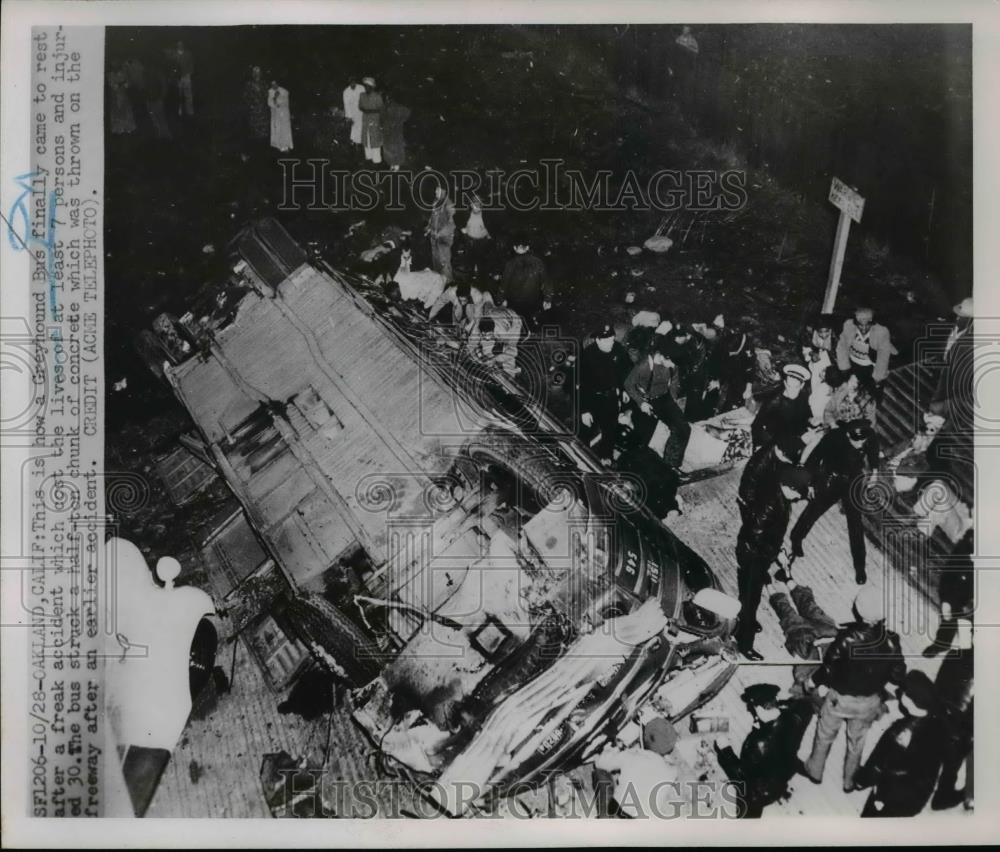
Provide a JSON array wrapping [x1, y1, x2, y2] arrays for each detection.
[[107, 41, 197, 139], [339, 90, 975, 818], [112, 48, 975, 821], [363, 198, 975, 819]]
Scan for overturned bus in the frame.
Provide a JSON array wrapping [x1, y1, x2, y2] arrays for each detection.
[[159, 219, 738, 815]]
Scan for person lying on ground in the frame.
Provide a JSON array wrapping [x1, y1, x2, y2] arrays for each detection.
[[765, 560, 838, 699]]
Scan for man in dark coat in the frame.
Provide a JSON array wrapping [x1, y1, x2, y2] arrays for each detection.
[[734, 465, 811, 660], [427, 184, 456, 282], [751, 363, 812, 450], [713, 322, 756, 415], [737, 433, 805, 524], [855, 670, 945, 817], [714, 683, 815, 818], [801, 586, 906, 791], [666, 325, 710, 421], [501, 233, 547, 323], [380, 95, 410, 171], [577, 324, 632, 465], [928, 296, 975, 505], [931, 620, 973, 811], [624, 339, 691, 470], [923, 528, 974, 656], [789, 419, 878, 585], [358, 77, 384, 163]]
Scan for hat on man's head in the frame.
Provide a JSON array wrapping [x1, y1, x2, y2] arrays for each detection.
[[844, 419, 871, 442], [953, 297, 973, 318], [901, 670, 937, 713], [779, 465, 811, 495], [594, 323, 616, 340], [651, 335, 676, 358], [853, 585, 884, 623], [775, 434, 806, 464], [741, 683, 780, 709], [782, 363, 811, 383], [362, 76, 376, 87]]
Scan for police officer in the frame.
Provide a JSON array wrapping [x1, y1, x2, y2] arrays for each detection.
[[923, 528, 974, 656], [789, 419, 878, 585], [854, 670, 944, 817], [577, 324, 632, 465], [737, 433, 806, 524], [751, 363, 812, 451], [735, 465, 811, 661], [714, 683, 815, 818], [662, 323, 709, 421], [931, 618, 973, 811]]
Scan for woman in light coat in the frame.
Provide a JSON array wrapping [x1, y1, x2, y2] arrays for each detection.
[[268, 80, 293, 152]]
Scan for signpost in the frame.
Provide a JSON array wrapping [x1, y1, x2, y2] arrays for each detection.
[[823, 177, 865, 314]]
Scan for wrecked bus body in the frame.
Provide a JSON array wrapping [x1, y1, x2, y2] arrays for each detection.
[[161, 219, 738, 815]]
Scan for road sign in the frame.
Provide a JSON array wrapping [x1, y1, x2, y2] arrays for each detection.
[[828, 177, 865, 224], [822, 178, 865, 313]]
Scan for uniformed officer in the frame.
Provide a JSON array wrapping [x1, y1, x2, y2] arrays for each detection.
[[854, 670, 944, 817], [577, 324, 632, 465], [714, 683, 815, 818], [735, 464, 811, 660], [789, 419, 878, 585], [737, 433, 806, 524], [751, 363, 812, 450], [931, 618, 973, 811]]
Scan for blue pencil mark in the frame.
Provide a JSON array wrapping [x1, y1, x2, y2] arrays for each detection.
[[7, 169, 60, 321]]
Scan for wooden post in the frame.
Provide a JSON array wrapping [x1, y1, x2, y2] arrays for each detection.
[[822, 210, 851, 314], [823, 177, 865, 314]]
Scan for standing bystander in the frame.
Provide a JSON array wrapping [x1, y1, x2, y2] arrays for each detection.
[[427, 184, 457, 283], [836, 306, 896, 389], [733, 465, 810, 661], [243, 66, 269, 143], [358, 77, 384, 164], [342, 77, 365, 148], [267, 80, 293, 152], [169, 41, 195, 117], [800, 586, 906, 792], [501, 234, 548, 324]]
